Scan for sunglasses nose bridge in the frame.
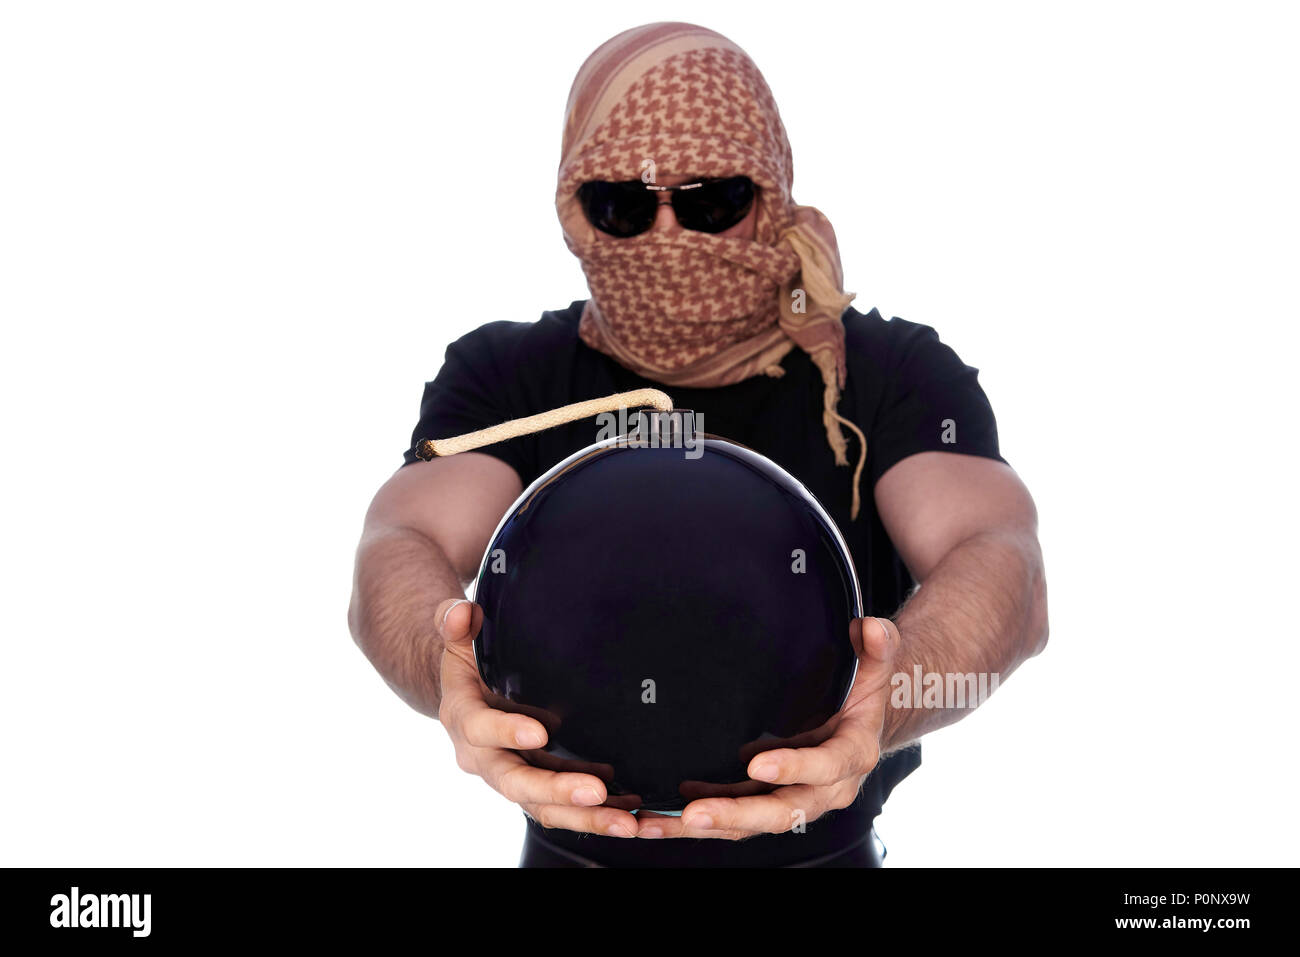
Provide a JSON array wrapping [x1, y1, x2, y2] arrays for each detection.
[[652, 196, 683, 232]]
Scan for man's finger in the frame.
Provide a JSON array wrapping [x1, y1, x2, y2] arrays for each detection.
[[477, 748, 613, 809], [736, 720, 838, 764], [439, 647, 555, 749], [438, 649, 507, 730], [862, 616, 900, 664], [677, 785, 839, 840], [747, 723, 878, 788], [457, 699, 549, 750], [435, 597, 479, 645], [522, 803, 638, 839]]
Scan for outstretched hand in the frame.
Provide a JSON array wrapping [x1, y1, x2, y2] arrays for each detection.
[[634, 616, 900, 840], [435, 598, 642, 838]]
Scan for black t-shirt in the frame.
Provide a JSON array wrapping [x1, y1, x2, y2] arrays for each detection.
[[402, 300, 1006, 867]]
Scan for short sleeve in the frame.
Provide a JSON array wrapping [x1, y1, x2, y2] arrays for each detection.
[[400, 323, 536, 481], [867, 323, 1007, 487]]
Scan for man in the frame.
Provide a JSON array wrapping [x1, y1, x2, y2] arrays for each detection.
[[349, 22, 1048, 867]]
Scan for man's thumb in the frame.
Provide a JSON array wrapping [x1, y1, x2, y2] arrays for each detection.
[[436, 598, 478, 644], [863, 616, 900, 664]]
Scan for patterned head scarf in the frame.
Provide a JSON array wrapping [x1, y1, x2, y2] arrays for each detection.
[[556, 22, 867, 517]]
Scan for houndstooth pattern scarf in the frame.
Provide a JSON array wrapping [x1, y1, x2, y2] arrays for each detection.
[[555, 22, 866, 515]]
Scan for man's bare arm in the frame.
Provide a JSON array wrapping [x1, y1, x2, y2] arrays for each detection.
[[874, 451, 1049, 752], [634, 450, 1046, 841], [348, 452, 641, 836], [347, 452, 522, 718]]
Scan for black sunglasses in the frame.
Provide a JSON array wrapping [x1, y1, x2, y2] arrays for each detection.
[[577, 176, 757, 238]]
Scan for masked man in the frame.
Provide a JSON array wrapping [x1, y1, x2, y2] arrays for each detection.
[[349, 22, 1048, 867]]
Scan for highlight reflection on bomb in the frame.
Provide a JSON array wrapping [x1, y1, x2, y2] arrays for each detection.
[[468, 408, 861, 813]]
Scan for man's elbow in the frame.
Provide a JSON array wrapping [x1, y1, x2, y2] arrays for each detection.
[[347, 537, 383, 656], [1026, 551, 1049, 658], [347, 588, 363, 651]]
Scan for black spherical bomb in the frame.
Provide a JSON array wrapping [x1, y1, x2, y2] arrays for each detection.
[[472, 410, 861, 812]]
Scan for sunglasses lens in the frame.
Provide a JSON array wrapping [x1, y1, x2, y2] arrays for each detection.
[[576, 176, 757, 237], [674, 176, 755, 233], [577, 181, 657, 237]]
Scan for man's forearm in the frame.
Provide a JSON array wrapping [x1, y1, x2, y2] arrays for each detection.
[[348, 527, 464, 719], [882, 528, 1048, 752]]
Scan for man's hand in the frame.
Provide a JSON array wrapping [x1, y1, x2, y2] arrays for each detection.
[[634, 616, 899, 840], [353, 454, 639, 839], [435, 597, 643, 839]]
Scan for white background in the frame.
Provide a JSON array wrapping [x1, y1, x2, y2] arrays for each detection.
[[2, 1, 1296, 867]]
